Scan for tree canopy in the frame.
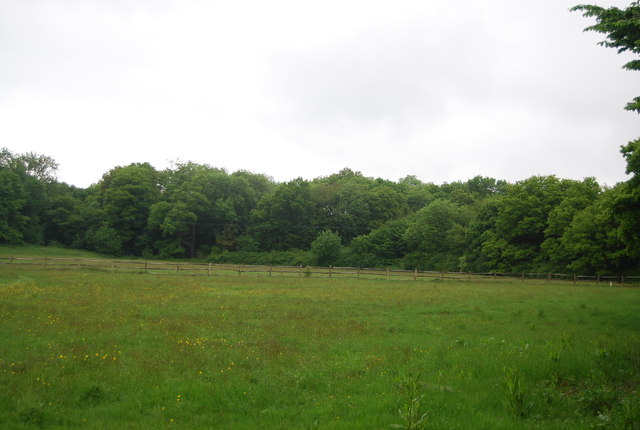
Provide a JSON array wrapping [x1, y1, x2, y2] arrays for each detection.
[[573, 1, 640, 265], [572, 1, 640, 113], [2, 146, 637, 275]]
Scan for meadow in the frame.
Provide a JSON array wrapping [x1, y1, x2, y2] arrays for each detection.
[[0, 255, 639, 428]]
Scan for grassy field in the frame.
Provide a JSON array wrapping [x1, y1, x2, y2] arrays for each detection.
[[0, 258, 639, 428]]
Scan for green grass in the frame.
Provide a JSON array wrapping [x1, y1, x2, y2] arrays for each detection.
[[0, 262, 639, 428]]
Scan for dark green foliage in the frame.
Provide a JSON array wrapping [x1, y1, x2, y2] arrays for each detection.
[[249, 178, 317, 251], [310, 169, 374, 241], [472, 176, 609, 273], [0, 167, 27, 244], [573, 2, 640, 268], [540, 178, 603, 271], [465, 199, 500, 272], [41, 183, 87, 247], [1, 145, 638, 274], [612, 140, 640, 263], [0, 148, 57, 245], [403, 199, 470, 271], [83, 223, 124, 256], [572, 2, 640, 112], [98, 162, 161, 255], [344, 219, 408, 268], [310, 230, 342, 267], [365, 185, 409, 228], [209, 249, 312, 266], [554, 196, 630, 275], [572, 3, 640, 66], [622, 138, 640, 176]]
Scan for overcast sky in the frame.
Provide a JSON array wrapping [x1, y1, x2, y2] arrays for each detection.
[[1, 0, 638, 188]]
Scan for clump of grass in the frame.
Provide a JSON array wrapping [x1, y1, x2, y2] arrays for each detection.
[[79, 385, 105, 406], [577, 384, 617, 417], [503, 367, 533, 418], [19, 406, 44, 427], [391, 374, 429, 430], [619, 396, 640, 430]]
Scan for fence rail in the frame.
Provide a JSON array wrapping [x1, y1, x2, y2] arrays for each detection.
[[1, 256, 639, 285]]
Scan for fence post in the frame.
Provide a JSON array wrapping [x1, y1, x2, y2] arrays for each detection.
[[238, 265, 242, 276], [299, 265, 303, 277], [144, 261, 148, 273], [10, 256, 14, 265], [573, 274, 576, 286], [329, 266, 332, 278], [357, 268, 360, 279], [521, 272, 524, 282], [621, 275, 625, 285], [414, 269, 417, 281], [208, 262, 211, 277], [269, 265, 272, 277], [547, 273, 551, 283], [494, 272, 497, 282], [386, 267, 389, 280]]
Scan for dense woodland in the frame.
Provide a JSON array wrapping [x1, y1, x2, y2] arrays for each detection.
[[1, 146, 638, 275]]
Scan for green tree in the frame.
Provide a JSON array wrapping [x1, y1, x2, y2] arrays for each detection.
[[572, 2, 640, 113], [0, 148, 57, 245], [397, 175, 440, 212], [150, 162, 244, 257], [365, 185, 409, 229], [84, 223, 123, 256], [249, 178, 317, 250], [344, 219, 409, 268], [147, 201, 197, 258], [42, 183, 86, 247], [556, 191, 631, 275], [310, 169, 374, 242], [98, 163, 161, 255], [573, 2, 640, 268], [134, 162, 271, 258], [0, 167, 27, 243], [310, 230, 342, 267], [464, 198, 500, 272], [402, 199, 471, 271], [540, 178, 602, 271], [478, 176, 566, 272]]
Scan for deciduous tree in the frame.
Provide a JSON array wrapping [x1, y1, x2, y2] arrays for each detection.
[[573, 1, 640, 266]]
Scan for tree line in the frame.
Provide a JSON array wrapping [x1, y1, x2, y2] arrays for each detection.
[[1, 147, 638, 275], [1, 2, 639, 275]]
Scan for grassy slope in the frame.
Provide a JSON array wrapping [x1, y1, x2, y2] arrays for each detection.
[[0, 260, 639, 428]]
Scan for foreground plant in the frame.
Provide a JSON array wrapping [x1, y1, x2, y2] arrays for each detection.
[[504, 367, 533, 418], [391, 374, 429, 430]]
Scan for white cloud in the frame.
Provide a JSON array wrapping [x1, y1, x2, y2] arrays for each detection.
[[0, 0, 637, 187]]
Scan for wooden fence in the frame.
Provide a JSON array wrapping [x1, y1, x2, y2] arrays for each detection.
[[1, 256, 638, 285]]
